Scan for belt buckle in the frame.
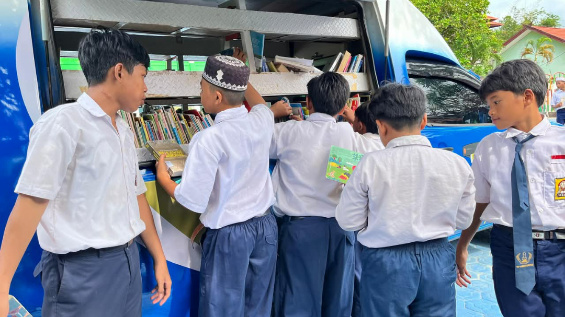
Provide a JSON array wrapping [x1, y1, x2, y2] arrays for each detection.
[[532, 232, 545, 240]]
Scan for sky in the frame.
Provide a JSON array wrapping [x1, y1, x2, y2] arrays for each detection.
[[488, 0, 565, 26]]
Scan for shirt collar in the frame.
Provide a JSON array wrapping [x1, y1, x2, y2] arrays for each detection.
[[78, 93, 109, 118], [214, 105, 247, 124], [306, 112, 336, 123], [363, 133, 380, 140], [386, 135, 431, 149], [504, 116, 551, 139]]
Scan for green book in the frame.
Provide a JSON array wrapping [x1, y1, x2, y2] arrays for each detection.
[[326, 146, 364, 184]]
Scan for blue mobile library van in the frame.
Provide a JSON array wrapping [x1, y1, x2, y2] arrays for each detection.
[[1, 0, 496, 314]]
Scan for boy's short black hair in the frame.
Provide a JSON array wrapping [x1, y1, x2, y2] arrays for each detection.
[[307, 72, 350, 116], [78, 28, 150, 86], [479, 59, 547, 107], [355, 102, 378, 134], [368, 83, 427, 131], [209, 85, 245, 106]]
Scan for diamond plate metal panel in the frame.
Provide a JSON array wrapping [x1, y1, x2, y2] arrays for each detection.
[[51, 0, 359, 39], [63, 70, 370, 99]]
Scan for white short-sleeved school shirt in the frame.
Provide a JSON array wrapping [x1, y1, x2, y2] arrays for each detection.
[[473, 117, 565, 230], [269, 112, 369, 218], [174, 105, 275, 229], [551, 89, 565, 110], [357, 132, 385, 153], [15, 93, 147, 254], [336, 135, 475, 248]]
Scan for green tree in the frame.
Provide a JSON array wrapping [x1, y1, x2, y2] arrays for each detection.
[[410, 0, 502, 76], [521, 37, 555, 63]]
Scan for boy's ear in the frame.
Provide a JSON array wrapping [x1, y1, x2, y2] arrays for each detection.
[[215, 90, 223, 104], [359, 122, 367, 134], [420, 114, 428, 131], [113, 63, 124, 80], [306, 96, 314, 111], [376, 119, 386, 136], [523, 89, 536, 108]]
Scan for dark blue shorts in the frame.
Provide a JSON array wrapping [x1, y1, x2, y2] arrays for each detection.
[[34, 241, 141, 317], [199, 212, 278, 317], [274, 216, 355, 317], [360, 238, 456, 317]]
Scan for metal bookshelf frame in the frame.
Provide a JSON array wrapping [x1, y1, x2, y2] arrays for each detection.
[[52, 0, 371, 99]]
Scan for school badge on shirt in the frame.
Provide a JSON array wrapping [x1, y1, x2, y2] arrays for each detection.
[[555, 177, 565, 200]]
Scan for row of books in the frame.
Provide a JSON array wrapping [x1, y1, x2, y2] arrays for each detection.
[[119, 107, 214, 148], [323, 51, 364, 73]]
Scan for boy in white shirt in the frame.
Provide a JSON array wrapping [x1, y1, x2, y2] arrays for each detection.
[[343, 101, 385, 153], [336, 83, 475, 317], [0, 28, 171, 317], [456, 59, 565, 317], [156, 53, 287, 317], [551, 77, 565, 124], [271, 72, 369, 317], [341, 101, 384, 317]]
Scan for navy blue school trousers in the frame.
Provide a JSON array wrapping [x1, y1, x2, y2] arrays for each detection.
[[199, 213, 278, 317], [360, 238, 456, 317], [273, 216, 355, 317], [557, 109, 565, 125], [352, 234, 363, 317], [36, 241, 142, 317], [490, 225, 565, 317]]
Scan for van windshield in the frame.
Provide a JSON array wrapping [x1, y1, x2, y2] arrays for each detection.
[[410, 77, 491, 124]]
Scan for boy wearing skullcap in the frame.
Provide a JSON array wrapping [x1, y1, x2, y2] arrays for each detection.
[[156, 52, 287, 317]]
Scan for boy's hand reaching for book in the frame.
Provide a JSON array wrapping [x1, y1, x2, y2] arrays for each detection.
[[233, 47, 247, 64], [341, 106, 355, 124], [156, 154, 169, 180], [271, 100, 292, 118]]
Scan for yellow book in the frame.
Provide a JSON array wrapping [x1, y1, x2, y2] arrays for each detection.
[[139, 117, 151, 141], [146, 140, 188, 177], [336, 51, 351, 73]]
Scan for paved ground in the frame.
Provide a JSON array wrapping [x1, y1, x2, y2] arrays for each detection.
[[455, 229, 503, 317]]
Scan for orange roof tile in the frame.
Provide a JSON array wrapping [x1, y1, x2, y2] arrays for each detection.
[[504, 25, 565, 46]]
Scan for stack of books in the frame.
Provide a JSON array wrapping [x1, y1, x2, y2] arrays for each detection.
[[323, 51, 364, 73], [273, 56, 322, 73], [119, 107, 214, 148]]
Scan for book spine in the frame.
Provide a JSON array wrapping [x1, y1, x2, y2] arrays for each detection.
[[127, 113, 140, 148], [348, 56, 358, 73], [170, 109, 188, 144], [146, 122, 155, 141], [139, 117, 150, 142], [157, 111, 173, 140], [182, 115, 194, 140], [206, 114, 214, 126], [342, 56, 352, 74], [189, 115, 201, 132], [152, 113, 164, 140], [135, 121, 147, 146]]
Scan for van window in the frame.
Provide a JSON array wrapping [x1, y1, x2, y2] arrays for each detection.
[[409, 77, 491, 124]]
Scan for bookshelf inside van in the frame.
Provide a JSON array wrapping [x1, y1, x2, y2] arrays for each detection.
[[50, 0, 376, 162]]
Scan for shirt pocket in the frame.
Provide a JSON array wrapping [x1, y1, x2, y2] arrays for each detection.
[[543, 167, 565, 209]]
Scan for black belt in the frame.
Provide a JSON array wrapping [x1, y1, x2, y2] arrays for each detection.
[[494, 224, 565, 240], [282, 215, 307, 222], [62, 239, 134, 258]]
